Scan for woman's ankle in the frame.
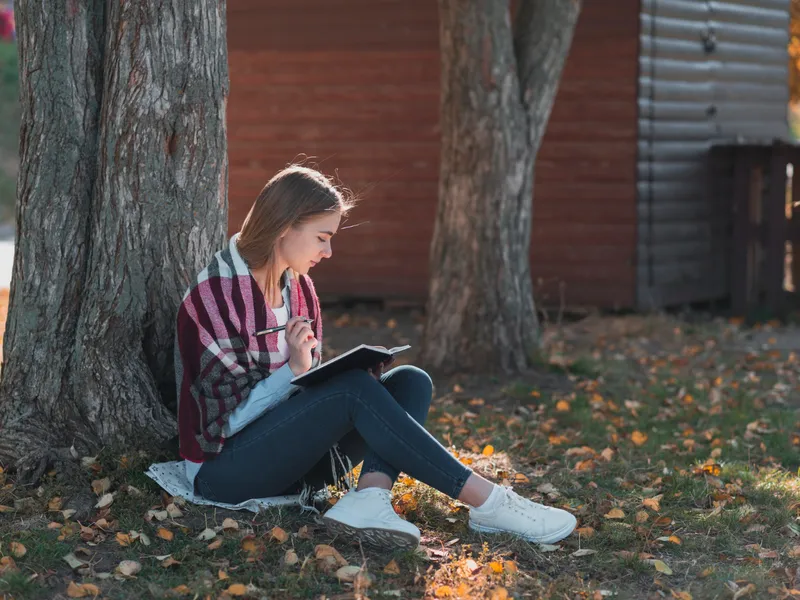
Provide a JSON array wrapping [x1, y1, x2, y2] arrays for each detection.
[[458, 473, 496, 508], [356, 471, 393, 491]]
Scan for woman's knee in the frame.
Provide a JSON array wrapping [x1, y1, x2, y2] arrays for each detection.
[[384, 365, 433, 404]]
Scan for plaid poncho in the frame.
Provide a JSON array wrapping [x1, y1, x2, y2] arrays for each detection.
[[176, 234, 322, 462]]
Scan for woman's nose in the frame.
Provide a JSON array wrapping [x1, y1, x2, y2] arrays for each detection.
[[322, 241, 332, 259]]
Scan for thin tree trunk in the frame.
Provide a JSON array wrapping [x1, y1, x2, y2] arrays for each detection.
[[0, 0, 228, 483], [420, 0, 580, 374]]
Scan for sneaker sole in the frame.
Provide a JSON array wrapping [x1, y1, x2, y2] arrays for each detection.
[[322, 516, 420, 550], [468, 519, 577, 544]]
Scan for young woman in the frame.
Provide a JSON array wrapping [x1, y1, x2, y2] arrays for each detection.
[[176, 166, 577, 549]]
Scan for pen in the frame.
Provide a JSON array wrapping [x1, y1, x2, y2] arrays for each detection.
[[255, 317, 313, 337]]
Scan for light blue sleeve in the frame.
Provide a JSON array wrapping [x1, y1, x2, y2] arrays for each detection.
[[223, 363, 299, 437]]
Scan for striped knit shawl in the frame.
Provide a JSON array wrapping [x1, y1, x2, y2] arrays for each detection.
[[176, 234, 322, 462]]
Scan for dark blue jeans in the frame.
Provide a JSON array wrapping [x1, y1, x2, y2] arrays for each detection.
[[194, 366, 472, 505]]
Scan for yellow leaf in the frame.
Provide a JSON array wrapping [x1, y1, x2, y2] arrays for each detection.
[[788, 545, 800, 558], [0, 556, 17, 574], [383, 559, 400, 575], [668, 535, 682, 545], [170, 585, 192, 596], [631, 431, 648, 446], [115, 532, 132, 547], [503, 560, 518, 573], [636, 510, 649, 523], [225, 583, 248, 596], [512, 473, 529, 484], [9, 541, 26, 558], [207, 538, 223, 550], [490, 587, 509, 600], [161, 556, 181, 568], [488, 561, 503, 573], [672, 592, 693, 600], [157, 527, 174, 541], [651, 559, 673, 575], [699, 566, 715, 578], [482, 445, 495, 457], [271, 526, 289, 543], [241, 536, 261, 554], [555, 400, 571, 412], [604, 508, 626, 519], [436, 585, 453, 598], [218, 570, 229, 580], [701, 463, 721, 476], [66, 581, 101, 598], [643, 496, 662, 512]]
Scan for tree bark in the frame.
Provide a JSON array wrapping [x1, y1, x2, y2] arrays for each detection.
[[420, 0, 581, 374], [0, 0, 228, 483]]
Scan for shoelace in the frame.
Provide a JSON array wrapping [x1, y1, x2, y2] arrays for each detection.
[[365, 489, 399, 519], [505, 488, 552, 521]]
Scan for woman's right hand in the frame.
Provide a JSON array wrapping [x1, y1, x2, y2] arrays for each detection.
[[286, 316, 317, 376]]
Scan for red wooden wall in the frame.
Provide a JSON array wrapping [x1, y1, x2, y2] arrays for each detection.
[[226, 0, 639, 308]]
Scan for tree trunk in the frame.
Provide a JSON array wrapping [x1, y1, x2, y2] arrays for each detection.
[[0, 0, 228, 483], [420, 0, 581, 374]]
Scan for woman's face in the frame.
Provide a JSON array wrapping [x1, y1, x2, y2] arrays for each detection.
[[276, 210, 342, 275]]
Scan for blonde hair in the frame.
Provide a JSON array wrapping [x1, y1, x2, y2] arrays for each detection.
[[237, 166, 354, 290]]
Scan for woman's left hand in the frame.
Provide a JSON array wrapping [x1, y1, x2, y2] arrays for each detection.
[[367, 355, 394, 381]]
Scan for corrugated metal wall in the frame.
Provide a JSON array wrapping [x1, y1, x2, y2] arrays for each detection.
[[226, 0, 639, 307], [637, 0, 791, 309]]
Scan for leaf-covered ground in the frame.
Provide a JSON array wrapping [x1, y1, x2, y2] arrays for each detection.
[[2, 307, 800, 600]]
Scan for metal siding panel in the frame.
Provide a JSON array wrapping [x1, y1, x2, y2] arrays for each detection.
[[637, 0, 790, 309]]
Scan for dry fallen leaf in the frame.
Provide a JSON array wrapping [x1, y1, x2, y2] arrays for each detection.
[[222, 517, 238, 531], [636, 510, 649, 523], [384, 559, 401, 575], [0, 556, 17, 574], [161, 556, 181, 568], [9, 541, 26, 558], [604, 508, 626, 519], [649, 559, 673, 575], [66, 581, 101, 598], [732, 584, 757, 600], [165, 503, 183, 518], [490, 588, 509, 600], [482, 445, 495, 457], [575, 526, 595, 538], [157, 528, 174, 542], [631, 431, 648, 446], [196, 528, 216, 541], [488, 561, 503, 573], [642, 495, 662, 512], [283, 549, 299, 566], [271, 526, 289, 543], [572, 549, 597, 557], [115, 560, 141, 577], [788, 545, 800, 558], [91, 478, 111, 495], [225, 583, 248, 596], [436, 585, 453, 598], [315, 544, 348, 569], [335, 565, 363, 582], [115, 532, 132, 547], [48, 496, 63, 511], [62, 553, 87, 570], [207, 538, 223, 550], [95, 493, 114, 509], [171, 585, 192, 596]]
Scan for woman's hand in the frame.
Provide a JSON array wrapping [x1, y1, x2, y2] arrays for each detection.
[[286, 316, 317, 376], [367, 351, 394, 381]]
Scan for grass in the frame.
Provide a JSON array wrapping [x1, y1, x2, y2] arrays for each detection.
[[2, 313, 800, 599]]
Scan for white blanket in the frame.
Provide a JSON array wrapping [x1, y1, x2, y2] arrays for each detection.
[[145, 461, 328, 513]]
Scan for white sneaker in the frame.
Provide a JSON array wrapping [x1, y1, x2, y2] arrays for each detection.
[[322, 488, 421, 550], [469, 486, 577, 544]]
